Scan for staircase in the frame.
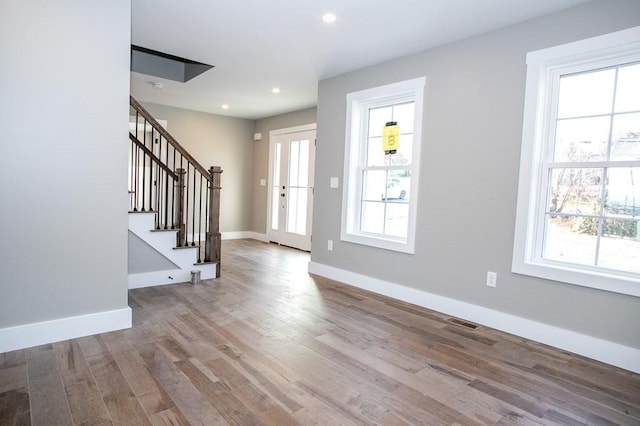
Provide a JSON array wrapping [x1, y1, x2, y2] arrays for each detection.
[[128, 96, 222, 288]]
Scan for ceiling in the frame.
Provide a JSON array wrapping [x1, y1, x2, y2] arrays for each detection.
[[130, 0, 589, 120]]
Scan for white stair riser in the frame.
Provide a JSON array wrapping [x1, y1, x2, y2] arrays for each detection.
[[128, 267, 215, 289]]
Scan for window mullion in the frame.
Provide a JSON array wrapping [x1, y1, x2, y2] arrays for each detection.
[[605, 66, 620, 161]]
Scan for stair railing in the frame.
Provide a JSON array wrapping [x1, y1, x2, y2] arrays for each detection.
[[129, 96, 222, 277]]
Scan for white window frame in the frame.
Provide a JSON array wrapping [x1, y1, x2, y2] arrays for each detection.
[[341, 77, 425, 253], [513, 26, 640, 297]]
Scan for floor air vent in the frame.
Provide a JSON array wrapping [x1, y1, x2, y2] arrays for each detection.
[[447, 318, 479, 329]]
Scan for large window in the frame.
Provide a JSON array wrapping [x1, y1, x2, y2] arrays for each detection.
[[341, 77, 425, 253], [513, 26, 640, 297]]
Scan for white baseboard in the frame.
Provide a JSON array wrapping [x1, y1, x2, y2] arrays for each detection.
[[171, 231, 268, 244], [222, 231, 268, 242], [308, 261, 640, 374], [128, 264, 216, 289], [0, 307, 132, 353]]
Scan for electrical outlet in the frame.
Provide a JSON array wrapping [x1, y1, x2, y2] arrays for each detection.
[[486, 271, 497, 287], [327, 240, 333, 251]]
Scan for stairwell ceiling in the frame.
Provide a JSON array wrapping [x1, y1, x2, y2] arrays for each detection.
[[130, 0, 589, 120]]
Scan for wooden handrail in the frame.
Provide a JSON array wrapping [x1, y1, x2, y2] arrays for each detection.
[[129, 133, 178, 180], [130, 96, 211, 179]]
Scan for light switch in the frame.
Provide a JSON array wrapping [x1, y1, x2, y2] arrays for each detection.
[[259, 179, 266, 186], [330, 177, 339, 189]]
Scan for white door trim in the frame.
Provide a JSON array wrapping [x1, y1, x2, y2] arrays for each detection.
[[270, 123, 316, 136]]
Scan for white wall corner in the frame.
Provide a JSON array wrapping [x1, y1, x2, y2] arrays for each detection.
[[308, 261, 640, 374], [0, 307, 132, 353]]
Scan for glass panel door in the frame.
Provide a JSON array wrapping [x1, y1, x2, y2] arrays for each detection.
[[268, 128, 316, 251]]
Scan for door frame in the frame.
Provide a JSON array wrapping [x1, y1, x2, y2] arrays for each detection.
[[266, 123, 317, 250]]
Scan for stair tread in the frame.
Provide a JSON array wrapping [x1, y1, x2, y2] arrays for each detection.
[[174, 244, 201, 250]]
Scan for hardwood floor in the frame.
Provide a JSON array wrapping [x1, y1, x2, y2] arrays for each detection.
[[1, 239, 639, 425]]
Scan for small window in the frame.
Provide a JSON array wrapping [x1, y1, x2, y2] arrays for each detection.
[[513, 26, 640, 297], [341, 77, 425, 253]]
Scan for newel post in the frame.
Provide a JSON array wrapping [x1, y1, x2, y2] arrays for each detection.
[[205, 166, 223, 277], [174, 168, 186, 247]]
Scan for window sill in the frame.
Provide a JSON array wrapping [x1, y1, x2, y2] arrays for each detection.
[[512, 258, 640, 298], [341, 231, 415, 254]]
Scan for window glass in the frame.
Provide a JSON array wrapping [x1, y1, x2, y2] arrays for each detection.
[[615, 63, 640, 113], [553, 116, 610, 162], [557, 68, 615, 119], [604, 167, 640, 216], [547, 168, 603, 215], [610, 113, 640, 161]]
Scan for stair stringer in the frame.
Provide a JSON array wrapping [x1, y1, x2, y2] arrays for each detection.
[[128, 212, 216, 289]]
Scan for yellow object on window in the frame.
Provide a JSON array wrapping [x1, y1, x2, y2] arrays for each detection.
[[383, 121, 399, 154]]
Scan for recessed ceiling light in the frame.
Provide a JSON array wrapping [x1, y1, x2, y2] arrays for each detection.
[[221, 104, 229, 110], [272, 87, 281, 94], [322, 13, 337, 24], [150, 81, 164, 89]]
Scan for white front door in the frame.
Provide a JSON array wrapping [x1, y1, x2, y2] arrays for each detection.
[[267, 125, 316, 251]]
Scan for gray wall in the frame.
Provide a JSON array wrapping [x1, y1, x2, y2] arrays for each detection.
[[140, 103, 255, 233], [253, 108, 317, 233], [128, 232, 178, 274], [0, 1, 130, 327], [311, 0, 640, 348]]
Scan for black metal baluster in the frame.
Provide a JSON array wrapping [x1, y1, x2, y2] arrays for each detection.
[[141, 119, 147, 211], [133, 112, 140, 211], [154, 135, 161, 229], [157, 169, 163, 228], [164, 137, 170, 229], [178, 155, 184, 233], [204, 180, 210, 236], [129, 137, 135, 211], [171, 149, 177, 229], [185, 164, 190, 247], [197, 174, 203, 262], [148, 128, 154, 218], [175, 166, 186, 247], [191, 170, 197, 247]]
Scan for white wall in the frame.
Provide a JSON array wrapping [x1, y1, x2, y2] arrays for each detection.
[[128, 231, 178, 274], [0, 0, 131, 350], [310, 0, 640, 370]]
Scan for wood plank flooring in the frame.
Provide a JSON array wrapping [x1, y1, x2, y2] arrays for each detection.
[[1, 239, 639, 425]]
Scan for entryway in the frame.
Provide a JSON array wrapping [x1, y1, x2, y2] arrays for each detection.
[[267, 124, 316, 251]]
